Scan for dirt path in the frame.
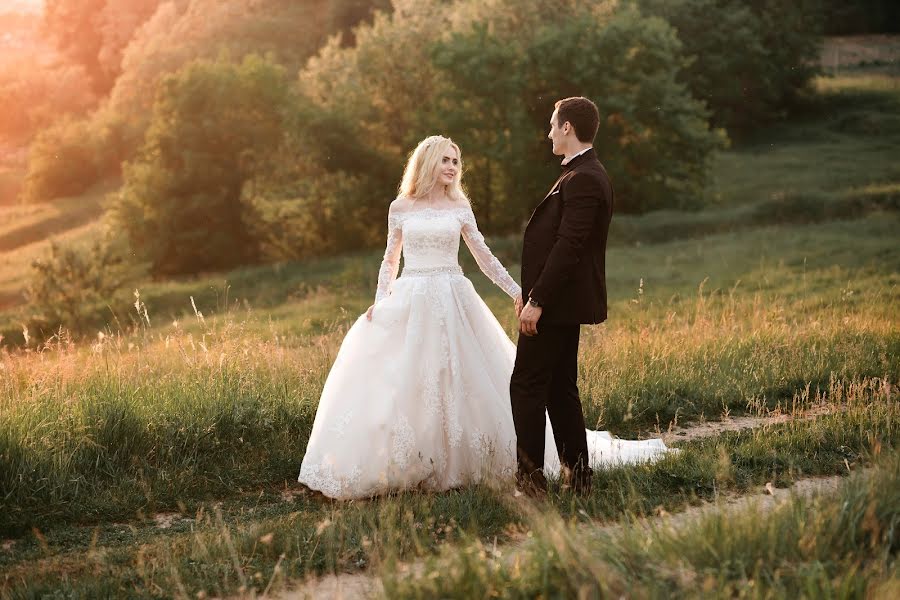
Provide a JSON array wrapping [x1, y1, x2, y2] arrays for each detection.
[[589, 474, 843, 539], [657, 402, 838, 444]]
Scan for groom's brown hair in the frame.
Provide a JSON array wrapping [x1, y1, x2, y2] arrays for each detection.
[[554, 97, 600, 143]]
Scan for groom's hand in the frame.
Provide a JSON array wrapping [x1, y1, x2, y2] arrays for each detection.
[[519, 304, 542, 336]]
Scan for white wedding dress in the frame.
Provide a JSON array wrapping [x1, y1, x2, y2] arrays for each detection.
[[298, 202, 672, 499]]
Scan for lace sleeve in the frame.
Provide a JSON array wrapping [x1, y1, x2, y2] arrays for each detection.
[[375, 210, 403, 303], [460, 207, 522, 300]]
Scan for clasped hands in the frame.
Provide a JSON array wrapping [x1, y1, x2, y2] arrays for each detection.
[[515, 296, 542, 336]]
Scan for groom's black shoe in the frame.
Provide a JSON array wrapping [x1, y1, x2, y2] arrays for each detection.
[[515, 469, 549, 499], [557, 464, 593, 497]]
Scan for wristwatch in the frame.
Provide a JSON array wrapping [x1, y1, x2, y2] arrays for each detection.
[[527, 297, 542, 308]]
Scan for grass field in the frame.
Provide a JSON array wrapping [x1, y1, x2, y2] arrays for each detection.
[[0, 52, 898, 597], [0, 181, 109, 311], [386, 447, 900, 598]]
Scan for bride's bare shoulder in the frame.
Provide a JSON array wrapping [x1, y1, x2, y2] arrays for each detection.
[[389, 196, 415, 213]]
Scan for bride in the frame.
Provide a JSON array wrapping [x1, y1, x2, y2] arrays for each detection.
[[298, 135, 671, 500]]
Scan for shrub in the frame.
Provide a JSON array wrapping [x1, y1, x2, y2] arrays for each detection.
[[25, 235, 143, 336]]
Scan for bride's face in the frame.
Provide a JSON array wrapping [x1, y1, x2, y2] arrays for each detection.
[[435, 146, 460, 187]]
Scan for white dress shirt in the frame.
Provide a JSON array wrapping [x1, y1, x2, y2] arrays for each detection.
[[561, 146, 593, 166]]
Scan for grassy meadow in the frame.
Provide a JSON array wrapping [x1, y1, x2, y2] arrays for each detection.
[[385, 445, 900, 598], [0, 64, 899, 597], [0, 182, 109, 311]]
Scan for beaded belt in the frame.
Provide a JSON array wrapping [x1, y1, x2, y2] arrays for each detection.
[[400, 265, 464, 278]]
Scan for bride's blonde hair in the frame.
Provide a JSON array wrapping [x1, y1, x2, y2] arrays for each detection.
[[398, 135, 470, 204]]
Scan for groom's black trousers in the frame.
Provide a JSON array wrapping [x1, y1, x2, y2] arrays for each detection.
[[510, 323, 591, 490]]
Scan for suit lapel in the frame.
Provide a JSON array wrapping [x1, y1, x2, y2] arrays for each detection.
[[524, 150, 598, 232], [542, 172, 566, 201], [526, 172, 567, 230]]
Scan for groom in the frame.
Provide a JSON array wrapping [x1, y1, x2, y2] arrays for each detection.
[[511, 96, 614, 496]]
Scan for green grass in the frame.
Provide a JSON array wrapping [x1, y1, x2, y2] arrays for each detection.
[[0, 182, 110, 312], [1, 379, 895, 597], [385, 446, 900, 599], [0, 197, 103, 252], [705, 74, 900, 210], [0, 221, 102, 315], [0, 186, 107, 251]]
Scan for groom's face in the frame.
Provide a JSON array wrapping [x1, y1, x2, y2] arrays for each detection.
[[548, 109, 567, 156]]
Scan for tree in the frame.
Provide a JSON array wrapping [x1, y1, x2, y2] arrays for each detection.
[[0, 56, 97, 144], [298, 0, 722, 221], [109, 0, 330, 117], [244, 97, 397, 260], [429, 22, 534, 229], [522, 5, 723, 212], [44, 0, 349, 111], [110, 55, 294, 276], [44, 0, 107, 92], [96, 0, 163, 84], [821, 0, 900, 34], [326, 0, 393, 45], [30, 0, 393, 207], [635, 0, 823, 135]]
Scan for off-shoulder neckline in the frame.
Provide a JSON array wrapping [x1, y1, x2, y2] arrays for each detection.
[[391, 205, 471, 217]]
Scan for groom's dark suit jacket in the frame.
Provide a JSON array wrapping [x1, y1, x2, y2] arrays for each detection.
[[521, 148, 614, 325]]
